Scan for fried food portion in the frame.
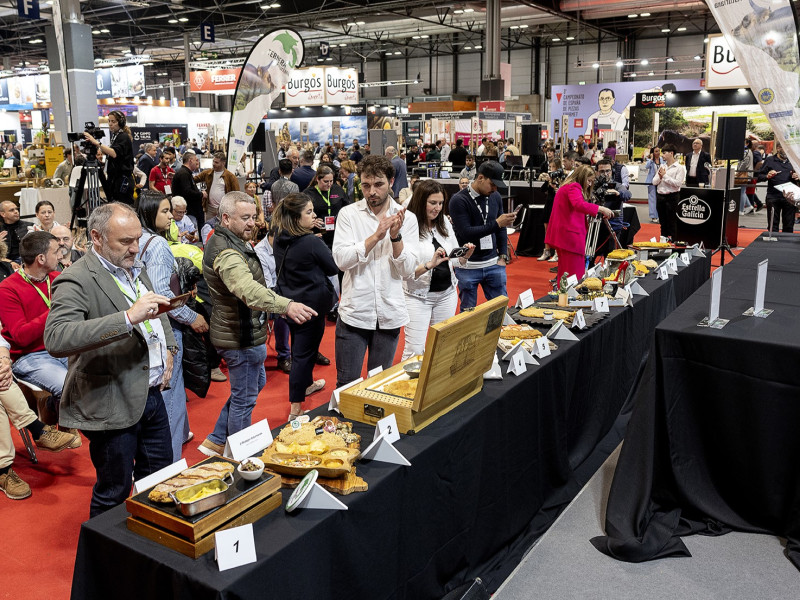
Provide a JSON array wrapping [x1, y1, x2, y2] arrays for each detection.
[[607, 248, 635, 259], [519, 307, 574, 323], [383, 379, 418, 399], [500, 324, 543, 339], [147, 462, 235, 503], [583, 277, 603, 291], [632, 241, 671, 248]]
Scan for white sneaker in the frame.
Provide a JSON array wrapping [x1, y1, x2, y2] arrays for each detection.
[[548, 253, 559, 262], [305, 379, 326, 396], [537, 251, 550, 261]]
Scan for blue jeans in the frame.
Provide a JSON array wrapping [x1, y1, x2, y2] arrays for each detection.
[[161, 325, 188, 462], [454, 263, 507, 311], [739, 186, 753, 212], [83, 387, 172, 518], [12, 351, 69, 402], [335, 320, 400, 388], [209, 345, 267, 445], [647, 184, 658, 219], [273, 315, 291, 361]]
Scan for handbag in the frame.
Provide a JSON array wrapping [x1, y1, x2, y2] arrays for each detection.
[[140, 233, 182, 296]]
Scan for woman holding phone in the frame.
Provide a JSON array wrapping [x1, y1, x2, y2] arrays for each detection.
[[402, 180, 474, 359], [137, 190, 209, 460]]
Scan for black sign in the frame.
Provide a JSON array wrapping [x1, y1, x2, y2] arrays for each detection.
[[201, 22, 215, 43], [674, 187, 728, 247], [129, 125, 189, 147], [636, 92, 667, 108]]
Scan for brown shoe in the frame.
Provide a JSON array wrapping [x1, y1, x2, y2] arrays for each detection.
[[50, 425, 82, 449], [0, 469, 31, 500], [210, 367, 228, 382], [198, 438, 225, 457], [35, 427, 78, 452]]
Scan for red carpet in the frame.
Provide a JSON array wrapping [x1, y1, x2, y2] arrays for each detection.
[[0, 222, 771, 599]]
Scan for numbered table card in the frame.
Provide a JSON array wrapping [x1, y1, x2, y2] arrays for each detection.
[[515, 288, 534, 309], [531, 335, 551, 358], [215, 524, 257, 572], [571, 309, 587, 330], [666, 257, 679, 275], [679, 252, 692, 266], [593, 296, 610, 313], [374, 413, 401, 445], [656, 264, 670, 280]]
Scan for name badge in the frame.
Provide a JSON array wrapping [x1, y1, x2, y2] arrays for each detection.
[[479, 235, 493, 250], [164, 184, 172, 196], [325, 216, 336, 231]]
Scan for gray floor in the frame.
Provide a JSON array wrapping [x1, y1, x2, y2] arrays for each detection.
[[494, 446, 800, 600]]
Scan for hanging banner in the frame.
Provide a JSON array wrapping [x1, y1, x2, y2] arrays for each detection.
[[324, 67, 358, 105], [285, 69, 324, 107], [705, 34, 748, 90], [190, 68, 242, 94], [704, 0, 800, 166], [227, 28, 304, 170]]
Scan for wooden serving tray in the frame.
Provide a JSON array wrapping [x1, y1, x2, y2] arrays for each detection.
[[273, 468, 368, 496], [125, 456, 280, 543]]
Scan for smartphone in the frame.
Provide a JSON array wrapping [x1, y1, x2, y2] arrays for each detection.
[[448, 246, 469, 259], [512, 206, 527, 228], [156, 291, 194, 315]]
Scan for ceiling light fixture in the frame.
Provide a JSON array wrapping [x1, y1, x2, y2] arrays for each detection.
[[464, 45, 472, 49], [552, 37, 560, 42], [674, 69, 682, 74], [168, 18, 178, 23], [648, 71, 654, 76], [666, 56, 674, 62], [474, 44, 482, 49], [566, 36, 575, 41], [270, 2, 281, 6], [463, 8, 474, 12], [92, 29, 101, 34], [661, 28, 670, 33], [628, 14, 638, 18], [179, 17, 188, 22], [640, 12, 650, 17], [615, 59, 623, 67], [519, 24, 528, 28], [100, 28, 110, 33], [640, 59, 648, 65], [677, 27, 687, 31], [453, 9, 464, 14], [592, 62, 600, 69], [693, 54, 702, 60], [356, 21, 365, 25], [29, 39, 43, 44]]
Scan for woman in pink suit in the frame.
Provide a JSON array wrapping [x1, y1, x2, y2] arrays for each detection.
[[545, 164, 614, 282]]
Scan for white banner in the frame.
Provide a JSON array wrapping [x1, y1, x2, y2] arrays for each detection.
[[285, 68, 324, 107], [227, 29, 304, 170], [705, 0, 800, 167], [324, 67, 359, 105], [705, 34, 748, 89]]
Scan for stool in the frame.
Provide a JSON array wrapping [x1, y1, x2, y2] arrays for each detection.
[[15, 379, 53, 464]]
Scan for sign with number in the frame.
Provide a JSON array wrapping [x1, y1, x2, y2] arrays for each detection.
[[215, 524, 257, 571], [593, 296, 610, 313], [374, 413, 400, 445]]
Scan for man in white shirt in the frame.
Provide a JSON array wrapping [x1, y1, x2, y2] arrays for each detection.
[[652, 143, 686, 239], [440, 140, 451, 162], [584, 88, 626, 135], [685, 138, 711, 187], [476, 137, 487, 156], [332, 155, 419, 387]]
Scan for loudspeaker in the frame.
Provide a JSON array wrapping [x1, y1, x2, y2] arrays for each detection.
[[520, 124, 542, 156], [716, 116, 747, 160], [249, 123, 267, 152]]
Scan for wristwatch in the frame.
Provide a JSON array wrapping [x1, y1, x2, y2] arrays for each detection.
[[390, 233, 402, 242], [499, 253, 510, 262], [167, 345, 179, 356]]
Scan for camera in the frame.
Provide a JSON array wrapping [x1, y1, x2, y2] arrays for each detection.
[[592, 178, 611, 204], [68, 122, 105, 161], [539, 168, 565, 186]]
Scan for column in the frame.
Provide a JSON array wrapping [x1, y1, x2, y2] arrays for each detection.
[[480, 0, 504, 100]]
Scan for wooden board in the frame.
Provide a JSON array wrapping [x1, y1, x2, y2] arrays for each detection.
[[125, 456, 280, 542], [272, 468, 368, 496], [126, 493, 282, 559]]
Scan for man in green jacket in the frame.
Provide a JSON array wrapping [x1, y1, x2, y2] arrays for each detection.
[[198, 191, 315, 457]]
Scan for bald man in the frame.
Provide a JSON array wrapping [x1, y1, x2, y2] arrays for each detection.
[[0, 201, 32, 264], [50, 225, 84, 270], [685, 138, 711, 187]]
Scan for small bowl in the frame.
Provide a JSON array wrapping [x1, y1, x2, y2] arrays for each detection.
[[403, 361, 423, 378], [237, 457, 265, 481], [543, 310, 554, 321]]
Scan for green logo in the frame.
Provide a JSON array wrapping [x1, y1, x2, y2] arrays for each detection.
[[275, 32, 300, 68]]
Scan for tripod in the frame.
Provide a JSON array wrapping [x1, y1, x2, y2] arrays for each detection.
[[711, 158, 736, 266], [69, 160, 108, 229]]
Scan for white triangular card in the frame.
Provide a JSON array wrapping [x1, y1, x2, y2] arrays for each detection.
[[360, 432, 411, 466], [483, 353, 503, 380], [506, 352, 527, 376], [551, 320, 579, 340], [629, 281, 649, 296], [502, 312, 516, 326], [297, 483, 348, 510], [328, 377, 363, 413]]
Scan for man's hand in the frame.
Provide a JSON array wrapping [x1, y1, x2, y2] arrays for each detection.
[[767, 170, 779, 179], [792, 171, 799, 181], [127, 291, 171, 325], [286, 301, 318, 325], [496, 211, 516, 228], [605, 188, 620, 196], [0, 357, 12, 392], [658, 166, 666, 177], [190, 313, 209, 333], [161, 352, 173, 392], [373, 215, 394, 242], [0, 230, 7, 242], [389, 209, 405, 239]]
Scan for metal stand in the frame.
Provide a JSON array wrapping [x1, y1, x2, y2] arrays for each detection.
[[762, 204, 779, 242], [585, 213, 621, 270], [70, 160, 108, 229], [712, 158, 736, 265]]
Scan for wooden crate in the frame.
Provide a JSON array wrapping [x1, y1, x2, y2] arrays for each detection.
[[339, 296, 507, 433]]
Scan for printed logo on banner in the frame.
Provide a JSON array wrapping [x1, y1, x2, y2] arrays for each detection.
[[768, 110, 793, 119], [245, 123, 256, 135], [758, 88, 775, 105], [638, 92, 667, 108], [677, 195, 711, 225], [574, 118, 583, 129], [194, 72, 206, 88]]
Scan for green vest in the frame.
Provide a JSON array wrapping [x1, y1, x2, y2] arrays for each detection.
[[203, 227, 268, 349]]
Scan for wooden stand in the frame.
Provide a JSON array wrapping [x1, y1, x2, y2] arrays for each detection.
[[339, 296, 507, 433]]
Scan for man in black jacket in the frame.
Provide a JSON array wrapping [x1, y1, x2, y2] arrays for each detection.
[[448, 139, 468, 169], [137, 143, 158, 180], [171, 150, 207, 230], [685, 138, 712, 187], [757, 143, 799, 233], [0, 201, 32, 264]]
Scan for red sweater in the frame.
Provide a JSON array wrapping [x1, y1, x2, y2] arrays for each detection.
[[0, 270, 58, 359]]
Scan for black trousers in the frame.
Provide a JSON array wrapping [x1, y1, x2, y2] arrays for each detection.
[[766, 198, 796, 233], [287, 315, 326, 405], [656, 191, 680, 239]]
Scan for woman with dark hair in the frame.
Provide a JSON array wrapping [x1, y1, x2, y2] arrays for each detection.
[[273, 193, 339, 421], [84, 110, 134, 204], [304, 165, 349, 251], [402, 180, 474, 359], [545, 164, 614, 282], [338, 159, 362, 203], [137, 191, 208, 460], [537, 157, 563, 262], [29, 200, 59, 233]]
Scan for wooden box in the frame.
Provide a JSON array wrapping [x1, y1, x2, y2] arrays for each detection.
[[125, 457, 282, 558], [339, 296, 507, 434]]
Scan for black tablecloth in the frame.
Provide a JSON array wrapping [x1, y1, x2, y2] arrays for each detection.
[[592, 234, 800, 571], [71, 254, 710, 600]]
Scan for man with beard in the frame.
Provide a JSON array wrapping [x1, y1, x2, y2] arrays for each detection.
[[198, 192, 316, 456], [50, 225, 84, 270], [44, 203, 176, 516], [332, 155, 419, 387], [171, 150, 207, 230]]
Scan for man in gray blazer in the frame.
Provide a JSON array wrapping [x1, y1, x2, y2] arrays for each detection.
[[44, 203, 177, 517]]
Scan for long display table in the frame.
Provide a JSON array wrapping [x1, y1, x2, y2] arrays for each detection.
[[71, 252, 710, 600], [592, 234, 800, 572]]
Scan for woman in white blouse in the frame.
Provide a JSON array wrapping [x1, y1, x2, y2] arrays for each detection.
[[402, 180, 474, 359]]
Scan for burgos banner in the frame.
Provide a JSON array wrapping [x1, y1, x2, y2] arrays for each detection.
[[284, 66, 359, 107], [227, 28, 304, 170], [705, 0, 800, 166]]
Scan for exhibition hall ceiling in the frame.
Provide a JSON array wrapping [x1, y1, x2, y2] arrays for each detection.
[[0, 0, 717, 75]]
